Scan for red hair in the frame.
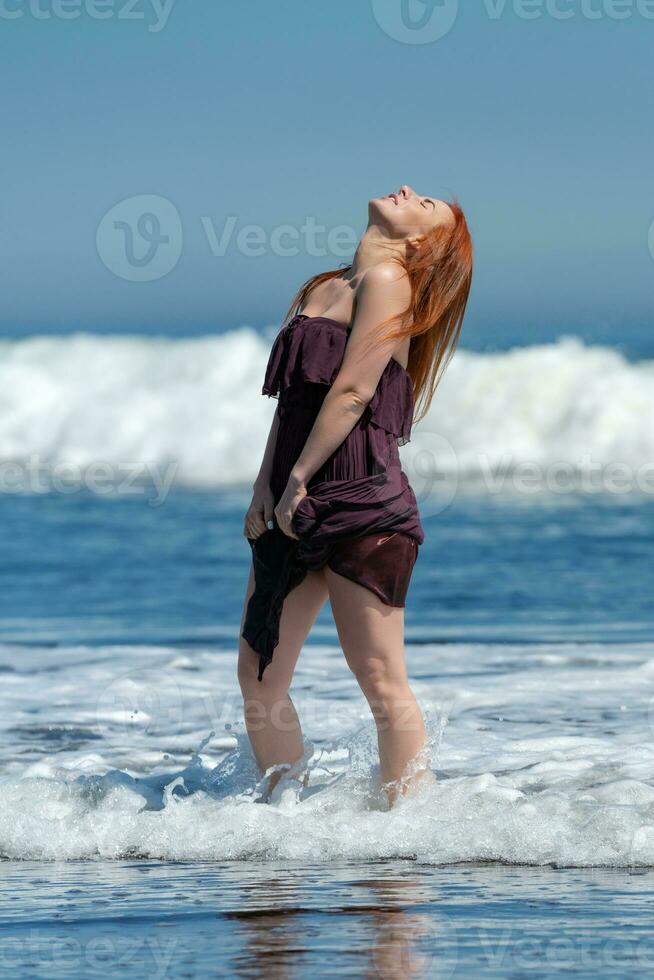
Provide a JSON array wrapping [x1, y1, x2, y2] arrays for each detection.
[[285, 200, 473, 424]]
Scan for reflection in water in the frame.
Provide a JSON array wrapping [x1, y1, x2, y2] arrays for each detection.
[[2, 860, 654, 978], [224, 873, 457, 979], [362, 878, 457, 979]]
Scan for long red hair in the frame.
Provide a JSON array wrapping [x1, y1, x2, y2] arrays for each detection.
[[284, 201, 473, 424]]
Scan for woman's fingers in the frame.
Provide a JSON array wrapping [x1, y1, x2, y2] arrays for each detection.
[[274, 506, 299, 540], [244, 506, 266, 539], [245, 495, 299, 540]]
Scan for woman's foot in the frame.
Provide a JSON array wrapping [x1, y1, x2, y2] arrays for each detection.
[[385, 766, 437, 807], [255, 763, 310, 803]]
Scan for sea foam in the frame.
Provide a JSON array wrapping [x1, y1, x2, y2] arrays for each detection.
[[2, 639, 654, 866], [0, 331, 652, 490]]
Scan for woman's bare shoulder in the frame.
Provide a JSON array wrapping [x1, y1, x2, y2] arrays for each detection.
[[358, 263, 411, 309]]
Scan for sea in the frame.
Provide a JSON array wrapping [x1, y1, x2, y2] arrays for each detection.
[[0, 326, 653, 977]]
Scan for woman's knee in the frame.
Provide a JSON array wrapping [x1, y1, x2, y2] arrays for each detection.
[[349, 656, 410, 718], [237, 640, 291, 700], [350, 656, 392, 700]]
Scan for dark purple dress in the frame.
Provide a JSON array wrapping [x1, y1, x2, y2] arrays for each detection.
[[242, 313, 424, 681]]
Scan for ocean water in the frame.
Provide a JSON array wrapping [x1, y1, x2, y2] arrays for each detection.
[[1, 330, 654, 977]]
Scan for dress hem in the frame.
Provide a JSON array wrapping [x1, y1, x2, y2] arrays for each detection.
[[324, 560, 407, 608]]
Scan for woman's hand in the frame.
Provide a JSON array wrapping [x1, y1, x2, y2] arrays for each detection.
[[274, 475, 307, 540], [243, 481, 276, 540]]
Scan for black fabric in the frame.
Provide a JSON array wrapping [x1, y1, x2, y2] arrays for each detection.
[[243, 524, 420, 683], [243, 526, 307, 682]]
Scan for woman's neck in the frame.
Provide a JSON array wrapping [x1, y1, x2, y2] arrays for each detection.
[[348, 223, 406, 279]]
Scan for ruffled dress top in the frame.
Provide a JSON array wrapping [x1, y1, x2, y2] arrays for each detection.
[[242, 313, 425, 681]]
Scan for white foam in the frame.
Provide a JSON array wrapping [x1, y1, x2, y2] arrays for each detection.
[[2, 639, 654, 866], [0, 332, 652, 490], [1, 739, 653, 866]]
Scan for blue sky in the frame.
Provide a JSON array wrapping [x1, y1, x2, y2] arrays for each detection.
[[1, 0, 652, 350]]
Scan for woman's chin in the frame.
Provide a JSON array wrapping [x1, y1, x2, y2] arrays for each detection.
[[368, 197, 392, 224]]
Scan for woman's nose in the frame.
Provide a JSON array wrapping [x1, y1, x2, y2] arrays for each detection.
[[400, 184, 414, 199]]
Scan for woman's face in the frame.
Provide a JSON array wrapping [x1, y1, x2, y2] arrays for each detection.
[[369, 184, 454, 241]]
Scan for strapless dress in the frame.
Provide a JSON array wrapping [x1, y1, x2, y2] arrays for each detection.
[[242, 313, 424, 681]]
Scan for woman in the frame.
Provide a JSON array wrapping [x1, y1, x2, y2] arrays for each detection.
[[239, 185, 473, 807]]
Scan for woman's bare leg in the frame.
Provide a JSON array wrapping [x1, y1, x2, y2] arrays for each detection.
[[325, 567, 430, 807], [237, 563, 328, 797]]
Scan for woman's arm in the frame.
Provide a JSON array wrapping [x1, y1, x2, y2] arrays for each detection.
[[274, 263, 411, 537], [254, 407, 280, 490], [291, 263, 410, 484], [243, 407, 280, 540]]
